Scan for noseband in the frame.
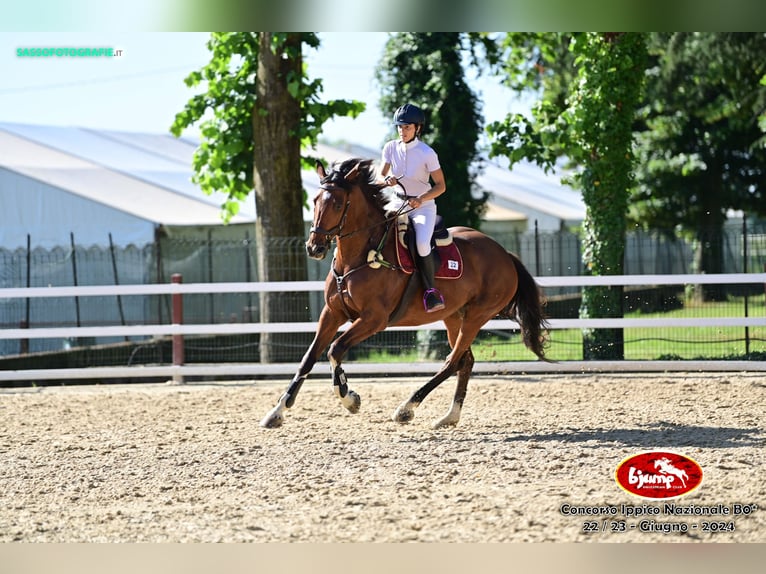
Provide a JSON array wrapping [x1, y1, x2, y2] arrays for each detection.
[[309, 183, 351, 240]]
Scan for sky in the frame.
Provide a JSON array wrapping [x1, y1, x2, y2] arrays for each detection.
[[0, 32, 528, 151]]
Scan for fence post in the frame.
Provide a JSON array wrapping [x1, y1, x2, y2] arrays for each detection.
[[19, 320, 29, 355], [743, 215, 749, 354], [25, 234, 31, 335], [171, 273, 184, 384], [534, 219, 541, 276], [108, 233, 128, 341], [70, 232, 81, 329]]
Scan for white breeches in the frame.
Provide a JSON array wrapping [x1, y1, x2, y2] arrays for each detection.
[[409, 201, 437, 257]]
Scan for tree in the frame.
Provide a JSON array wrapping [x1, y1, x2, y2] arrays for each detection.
[[374, 32, 489, 229], [572, 34, 648, 359], [630, 33, 766, 300], [171, 33, 364, 362], [485, 33, 577, 170], [488, 33, 648, 360]]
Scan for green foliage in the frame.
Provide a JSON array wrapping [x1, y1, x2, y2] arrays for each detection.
[[486, 33, 578, 172], [374, 32, 488, 229], [570, 34, 648, 359], [568, 34, 647, 268], [169, 33, 257, 221], [628, 33, 766, 292], [631, 33, 766, 248], [760, 73, 766, 137], [487, 33, 648, 360], [170, 33, 365, 222]]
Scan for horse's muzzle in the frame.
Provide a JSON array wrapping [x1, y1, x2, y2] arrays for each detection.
[[305, 238, 328, 260]]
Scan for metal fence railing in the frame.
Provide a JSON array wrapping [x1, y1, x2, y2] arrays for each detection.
[[1, 273, 764, 384], [2, 220, 766, 363]]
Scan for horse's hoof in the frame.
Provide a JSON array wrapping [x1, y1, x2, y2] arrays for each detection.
[[260, 410, 284, 429], [392, 403, 415, 423], [432, 417, 459, 429], [342, 390, 361, 414]]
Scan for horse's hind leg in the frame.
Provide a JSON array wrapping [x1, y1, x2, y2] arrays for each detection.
[[391, 348, 473, 428], [392, 317, 477, 427], [391, 359, 460, 424], [432, 348, 474, 429]]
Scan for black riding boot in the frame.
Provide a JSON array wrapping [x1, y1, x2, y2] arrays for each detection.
[[417, 252, 445, 313]]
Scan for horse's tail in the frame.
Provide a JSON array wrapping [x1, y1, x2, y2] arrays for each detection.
[[500, 252, 552, 362]]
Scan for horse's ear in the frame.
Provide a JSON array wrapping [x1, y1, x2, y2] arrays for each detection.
[[344, 162, 362, 183], [316, 161, 326, 180]]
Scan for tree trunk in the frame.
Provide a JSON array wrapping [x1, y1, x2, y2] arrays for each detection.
[[251, 33, 311, 363], [692, 226, 727, 302], [692, 163, 727, 302], [581, 285, 625, 360]]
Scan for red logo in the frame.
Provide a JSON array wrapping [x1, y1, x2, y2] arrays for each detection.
[[615, 451, 703, 499]]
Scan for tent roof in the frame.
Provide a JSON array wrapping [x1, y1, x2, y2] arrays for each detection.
[[480, 159, 585, 224], [304, 142, 584, 226], [0, 122, 253, 225], [0, 122, 583, 230]]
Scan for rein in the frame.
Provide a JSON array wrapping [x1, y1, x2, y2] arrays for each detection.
[[313, 181, 413, 319]]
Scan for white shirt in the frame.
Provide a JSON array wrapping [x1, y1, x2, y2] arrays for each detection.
[[381, 137, 440, 198]]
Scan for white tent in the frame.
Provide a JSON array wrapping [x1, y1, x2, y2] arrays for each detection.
[[0, 122, 258, 249], [0, 122, 583, 251]]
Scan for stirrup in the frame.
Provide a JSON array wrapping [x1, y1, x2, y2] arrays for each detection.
[[423, 288, 445, 313]]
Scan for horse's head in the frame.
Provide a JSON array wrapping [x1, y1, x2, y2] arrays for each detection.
[[306, 159, 370, 260]]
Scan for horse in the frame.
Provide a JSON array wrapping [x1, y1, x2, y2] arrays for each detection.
[[654, 457, 689, 488], [260, 157, 550, 429]]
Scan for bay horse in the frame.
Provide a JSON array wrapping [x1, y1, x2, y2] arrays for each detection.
[[260, 158, 549, 429]]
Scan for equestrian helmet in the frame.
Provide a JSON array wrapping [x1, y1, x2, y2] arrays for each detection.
[[393, 103, 425, 126]]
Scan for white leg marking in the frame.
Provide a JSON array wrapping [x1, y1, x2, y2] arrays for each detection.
[[432, 402, 461, 429], [260, 394, 288, 428]]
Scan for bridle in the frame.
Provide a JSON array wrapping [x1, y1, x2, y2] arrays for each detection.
[[308, 183, 351, 240], [309, 170, 413, 319], [309, 175, 413, 244]]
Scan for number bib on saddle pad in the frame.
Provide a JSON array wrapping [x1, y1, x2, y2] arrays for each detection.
[[395, 215, 463, 279]]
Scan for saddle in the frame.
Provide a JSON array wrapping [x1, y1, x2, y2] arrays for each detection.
[[396, 215, 463, 279]]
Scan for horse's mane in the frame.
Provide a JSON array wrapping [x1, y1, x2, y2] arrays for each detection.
[[323, 158, 399, 216]]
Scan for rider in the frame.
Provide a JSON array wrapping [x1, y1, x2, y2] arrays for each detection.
[[379, 103, 447, 313]]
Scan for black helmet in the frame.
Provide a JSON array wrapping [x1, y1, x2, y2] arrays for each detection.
[[393, 103, 425, 126]]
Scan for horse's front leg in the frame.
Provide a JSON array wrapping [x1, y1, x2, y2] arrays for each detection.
[[327, 315, 387, 415], [331, 358, 361, 414], [260, 307, 345, 429]]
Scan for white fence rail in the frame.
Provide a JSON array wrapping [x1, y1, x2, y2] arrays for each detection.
[[1, 273, 765, 382]]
